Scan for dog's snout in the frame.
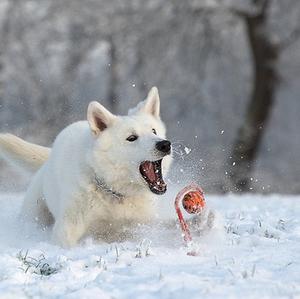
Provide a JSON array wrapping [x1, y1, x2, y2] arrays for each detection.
[[156, 140, 171, 154]]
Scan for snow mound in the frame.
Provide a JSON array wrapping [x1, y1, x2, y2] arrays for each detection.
[[0, 192, 299, 299]]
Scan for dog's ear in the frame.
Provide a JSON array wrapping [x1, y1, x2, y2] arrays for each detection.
[[87, 101, 116, 135], [142, 87, 160, 118], [129, 87, 160, 118]]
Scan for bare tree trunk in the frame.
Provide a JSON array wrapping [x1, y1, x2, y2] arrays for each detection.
[[227, 2, 279, 192]]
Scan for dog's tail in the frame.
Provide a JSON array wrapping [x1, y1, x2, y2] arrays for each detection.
[[0, 133, 50, 173]]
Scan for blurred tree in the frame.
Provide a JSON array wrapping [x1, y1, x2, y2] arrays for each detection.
[[0, 0, 14, 116], [107, 36, 118, 113], [226, 0, 300, 192]]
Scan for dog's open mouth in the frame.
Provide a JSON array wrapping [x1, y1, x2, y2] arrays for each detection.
[[139, 159, 167, 195]]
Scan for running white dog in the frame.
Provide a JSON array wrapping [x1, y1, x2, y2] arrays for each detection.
[[0, 87, 172, 247]]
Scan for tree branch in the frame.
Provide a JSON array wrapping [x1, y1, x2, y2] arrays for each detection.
[[278, 26, 300, 51]]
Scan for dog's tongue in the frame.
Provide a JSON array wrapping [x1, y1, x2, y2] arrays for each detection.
[[142, 161, 156, 182], [140, 160, 167, 194]]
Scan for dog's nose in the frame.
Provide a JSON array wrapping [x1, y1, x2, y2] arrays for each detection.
[[156, 140, 171, 154]]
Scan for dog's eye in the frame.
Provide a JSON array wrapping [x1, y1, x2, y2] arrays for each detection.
[[152, 128, 157, 135], [126, 135, 138, 142]]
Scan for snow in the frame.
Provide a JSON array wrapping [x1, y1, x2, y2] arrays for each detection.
[[0, 191, 299, 299], [184, 147, 191, 155]]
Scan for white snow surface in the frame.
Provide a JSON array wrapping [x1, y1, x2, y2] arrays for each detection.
[[0, 189, 299, 299]]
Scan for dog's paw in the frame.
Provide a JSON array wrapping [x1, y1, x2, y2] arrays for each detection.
[[52, 220, 85, 248], [188, 208, 218, 235]]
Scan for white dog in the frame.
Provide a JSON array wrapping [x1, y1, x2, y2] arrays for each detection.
[[0, 87, 172, 247]]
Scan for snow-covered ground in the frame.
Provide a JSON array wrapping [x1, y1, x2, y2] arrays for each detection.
[[0, 190, 299, 299]]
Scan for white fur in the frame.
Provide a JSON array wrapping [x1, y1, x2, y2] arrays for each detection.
[[0, 87, 172, 247], [0, 134, 50, 172]]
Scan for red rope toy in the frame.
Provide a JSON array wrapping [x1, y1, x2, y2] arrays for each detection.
[[174, 183, 206, 246]]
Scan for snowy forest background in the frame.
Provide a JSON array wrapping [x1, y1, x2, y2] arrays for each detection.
[[0, 0, 299, 194]]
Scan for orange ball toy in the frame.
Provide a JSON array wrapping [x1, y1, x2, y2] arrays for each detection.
[[174, 183, 206, 245], [182, 191, 206, 214]]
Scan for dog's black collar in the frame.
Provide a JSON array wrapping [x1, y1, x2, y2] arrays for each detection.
[[94, 175, 125, 200]]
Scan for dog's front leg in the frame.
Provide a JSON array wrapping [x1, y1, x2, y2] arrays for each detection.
[[52, 216, 87, 248]]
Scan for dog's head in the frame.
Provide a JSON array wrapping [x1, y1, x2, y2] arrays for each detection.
[[87, 87, 172, 196]]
